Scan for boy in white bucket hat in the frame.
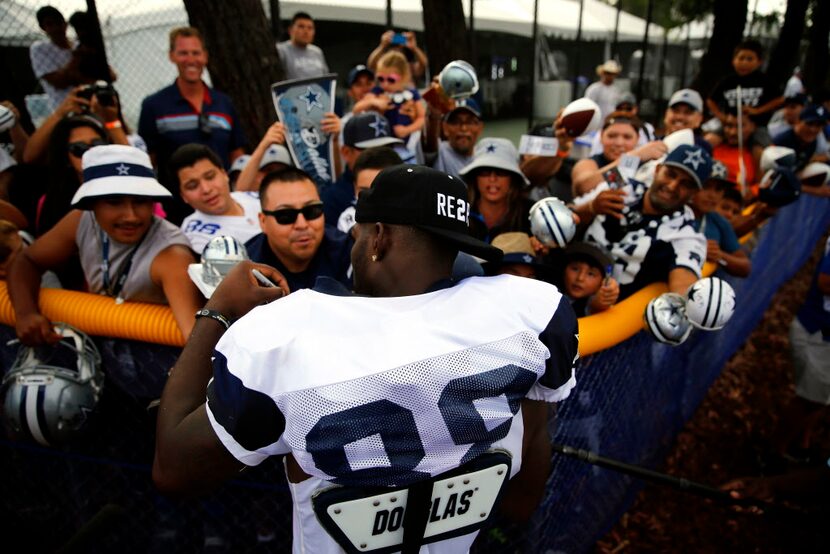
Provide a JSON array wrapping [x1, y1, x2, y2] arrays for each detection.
[[8, 144, 203, 345]]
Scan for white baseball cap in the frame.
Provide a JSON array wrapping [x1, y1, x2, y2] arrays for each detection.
[[259, 144, 293, 169], [669, 89, 703, 112]]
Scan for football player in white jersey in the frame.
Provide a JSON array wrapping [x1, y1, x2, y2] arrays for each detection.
[[170, 144, 262, 253], [154, 165, 579, 553]]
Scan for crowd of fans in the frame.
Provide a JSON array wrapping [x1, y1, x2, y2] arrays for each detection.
[[1, 4, 829, 541]]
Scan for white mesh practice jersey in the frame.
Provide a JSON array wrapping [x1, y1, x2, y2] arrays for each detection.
[[206, 275, 579, 553]]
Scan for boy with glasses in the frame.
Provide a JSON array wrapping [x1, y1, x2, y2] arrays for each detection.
[[245, 168, 352, 291]]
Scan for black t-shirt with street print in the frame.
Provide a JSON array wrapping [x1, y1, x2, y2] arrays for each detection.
[[710, 70, 780, 126]]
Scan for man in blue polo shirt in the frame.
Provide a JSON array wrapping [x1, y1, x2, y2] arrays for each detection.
[[138, 26, 246, 224], [246, 167, 352, 292]]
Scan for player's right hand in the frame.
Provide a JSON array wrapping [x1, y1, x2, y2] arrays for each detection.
[[591, 189, 626, 219], [206, 261, 289, 321], [15, 313, 62, 346]]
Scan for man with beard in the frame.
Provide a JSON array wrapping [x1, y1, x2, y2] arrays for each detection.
[[424, 98, 484, 178], [573, 144, 711, 299]]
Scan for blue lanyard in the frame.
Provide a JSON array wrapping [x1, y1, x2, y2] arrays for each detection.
[[101, 231, 147, 302]]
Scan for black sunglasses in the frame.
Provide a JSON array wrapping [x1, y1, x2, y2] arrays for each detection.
[[263, 202, 324, 225], [68, 139, 107, 158]]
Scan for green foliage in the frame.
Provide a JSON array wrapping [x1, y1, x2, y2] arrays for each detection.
[[598, 0, 714, 29]]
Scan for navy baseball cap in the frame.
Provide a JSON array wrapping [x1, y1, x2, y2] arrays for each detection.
[[662, 144, 712, 189], [346, 64, 374, 87], [355, 165, 502, 261], [343, 112, 403, 149], [800, 104, 828, 124], [445, 97, 482, 120]]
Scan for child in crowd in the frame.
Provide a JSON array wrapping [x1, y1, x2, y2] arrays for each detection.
[[559, 242, 620, 316], [689, 163, 751, 278], [717, 186, 744, 224], [485, 232, 547, 280], [706, 40, 784, 134], [357, 51, 425, 143]]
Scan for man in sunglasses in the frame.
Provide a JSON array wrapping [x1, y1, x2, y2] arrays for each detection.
[[245, 167, 352, 291]]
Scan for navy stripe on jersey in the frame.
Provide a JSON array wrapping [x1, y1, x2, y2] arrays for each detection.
[[538, 297, 579, 390], [207, 351, 286, 452]]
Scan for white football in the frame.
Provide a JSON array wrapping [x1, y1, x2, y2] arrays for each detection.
[[760, 146, 797, 173], [685, 277, 736, 331], [798, 162, 830, 188], [529, 197, 576, 248], [561, 98, 602, 137]]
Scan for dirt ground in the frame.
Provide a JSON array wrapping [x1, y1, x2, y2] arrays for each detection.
[[597, 239, 830, 553]]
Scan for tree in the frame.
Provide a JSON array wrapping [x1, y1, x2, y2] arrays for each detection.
[[690, 0, 748, 97], [182, 0, 284, 146], [421, 0, 470, 77], [766, 0, 810, 91], [804, 0, 830, 94]]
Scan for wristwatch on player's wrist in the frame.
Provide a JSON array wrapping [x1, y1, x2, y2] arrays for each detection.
[[195, 308, 231, 330]]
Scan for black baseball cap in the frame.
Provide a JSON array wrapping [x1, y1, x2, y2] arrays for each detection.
[[346, 64, 374, 87], [355, 165, 502, 261], [343, 112, 403, 149]]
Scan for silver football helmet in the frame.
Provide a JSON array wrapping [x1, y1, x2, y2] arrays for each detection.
[[529, 197, 576, 248], [644, 292, 693, 346], [760, 145, 797, 173], [438, 60, 479, 99], [201, 235, 249, 286], [1, 324, 103, 446], [685, 277, 736, 331]]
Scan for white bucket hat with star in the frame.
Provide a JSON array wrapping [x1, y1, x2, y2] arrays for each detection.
[[71, 144, 171, 209]]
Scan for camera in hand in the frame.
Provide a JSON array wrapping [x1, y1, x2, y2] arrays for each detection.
[[77, 80, 117, 108]]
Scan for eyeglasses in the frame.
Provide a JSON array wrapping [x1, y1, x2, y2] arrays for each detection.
[[68, 139, 107, 158], [263, 202, 324, 225], [376, 74, 400, 85]]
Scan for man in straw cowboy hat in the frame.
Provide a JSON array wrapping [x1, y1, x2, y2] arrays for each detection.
[[585, 59, 624, 120]]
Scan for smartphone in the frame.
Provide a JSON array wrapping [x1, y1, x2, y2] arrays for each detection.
[[391, 32, 407, 46]]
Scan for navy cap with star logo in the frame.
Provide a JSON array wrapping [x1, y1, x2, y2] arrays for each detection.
[[662, 143, 712, 189], [343, 112, 404, 149]]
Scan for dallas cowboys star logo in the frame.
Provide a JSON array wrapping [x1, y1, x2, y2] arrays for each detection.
[[485, 143, 497, 154], [683, 147, 705, 170], [116, 163, 130, 175], [522, 254, 533, 263], [300, 86, 323, 113], [368, 116, 388, 137]]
